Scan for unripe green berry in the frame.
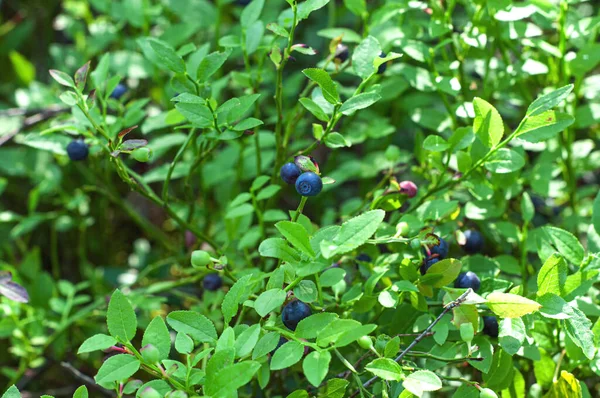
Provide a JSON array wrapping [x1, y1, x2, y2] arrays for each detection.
[[141, 344, 160, 363], [191, 250, 212, 268], [385, 145, 401, 161], [479, 388, 498, 398], [410, 238, 421, 250], [132, 147, 152, 162], [357, 336, 373, 350], [396, 221, 409, 236]]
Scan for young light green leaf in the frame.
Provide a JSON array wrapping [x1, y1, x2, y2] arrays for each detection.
[[298, 0, 331, 20], [275, 221, 315, 257], [527, 84, 574, 116], [2, 386, 20, 398], [197, 50, 231, 82], [536, 226, 584, 265], [293, 280, 318, 303], [253, 332, 280, 360], [254, 288, 286, 317], [319, 378, 349, 398], [95, 354, 140, 384], [295, 313, 338, 339], [72, 386, 88, 398], [323, 132, 351, 148], [107, 289, 137, 342], [498, 318, 525, 355], [403, 370, 443, 396], [484, 148, 525, 173], [486, 292, 541, 318], [302, 68, 339, 105], [78, 334, 117, 354], [521, 192, 534, 223], [234, 324, 261, 358], [339, 92, 381, 115], [320, 210, 385, 259], [241, 0, 265, 28], [352, 36, 381, 79], [364, 358, 403, 381], [149, 39, 186, 74], [299, 98, 330, 122], [270, 341, 304, 370], [422, 135, 450, 152], [49, 69, 75, 88], [421, 259, 462, 288], [175, 332, 194, 355], [207, 361, 261, 396], [537, 254, 567, 297], [259, 238, 301, 262], [222, 274, 253, 324], [473, 97, 504, 148], [142, 316, 171, 361], [515, 111, 574, 142], [166, 311, 217, 343], [303, 351, 331, 387]]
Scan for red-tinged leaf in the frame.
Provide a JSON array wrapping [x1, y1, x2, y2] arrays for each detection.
[[87, 89, 96, 109], [118, 125, 139, 139], [294, 155, 319, 174], [120, 139, 148, 151], [75, 61, 91, 90], [49, 69, 75, 88], [111, 150, 121, 158], [0, 272, 29, 303]]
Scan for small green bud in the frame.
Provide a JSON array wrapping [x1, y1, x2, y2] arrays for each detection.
[[140, 344, 160, 364], [132, 147, 152, 162], [191, 250, 212, 268], [479, 388, 498, 398], [357, 336, 373, 350], [410, 238, 421, 251]]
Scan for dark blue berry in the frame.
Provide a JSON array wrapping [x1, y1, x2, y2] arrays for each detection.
[[454, 271, 480, 291], [356, 254, 371, 263], [282, 300, 311, 331], [66, 140, 89, 161], [110, 83, 127, 99], [280, 162, 302, 185], [423, 236, 449, 259], [483, 316, 499, 338], [236, 0, 252, 5], [202, 274, 222, 291], [462, 230, 484, 254], [420, 257, 439, 275], [334, 44, 349, 62], [295, 172, 322, 197], [377, 52, 388, 74]]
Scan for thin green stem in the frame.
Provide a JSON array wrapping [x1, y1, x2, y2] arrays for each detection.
[[162, 128, 198, 204]]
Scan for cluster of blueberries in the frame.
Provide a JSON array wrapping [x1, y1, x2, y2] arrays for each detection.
[[280, 162, 323, 197], [65, 84, 128, 162], [334, 44, 389, 74]]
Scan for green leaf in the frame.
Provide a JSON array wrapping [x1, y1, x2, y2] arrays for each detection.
[[421, 258, 462, 288], [72, 386, 88, 398], [352, 36, 381, 80], [271, 341, 304, 370], [266, 23, 289, 37], [175, 332, 194, 355], [484, 148, 525, 174], [320, 210, 385, 259], [303, 351, 331, 387], [254, 288, 286, 317], [208, 361, 261, 396], [234, 324, 261, 358], [293, 280, 318, 303], [536, 226, 584, 265], [343, 0, 366, 16], [403, 370, 442, 396], [422, 135, 450, 152], [317, 378, 349, 398], [316, 319, 364, 347], [253, 332, 280, 360], [148, 39, 186, 74], [543, 371, 583, 398], [324, 132, 351, 148], [498, 318, 525, 355], [49, 69, 75, 88], [241, 0, 265, 28], [197, 50, 230, 82], [486, 292, 541, 318], [295, 313, 339, 339], [222, 274, 253, 324], [276, 221, 315, 257], [527, 85, 574, 116], [298, 0, 331, 20], [299, 98, 329, 122], [95, 354, 140, 384], [468, 336, 493, 373], [592, 191, 600, 235], [302, 68, 339, 105], [233, 118, 264, 131], [521, 192, 534, 223], [482, 349, 514, 391], [320, 268, 346, 287], [255, 185, 281, 201], [339, 92, 381, 115], [107, 289, 137, 342], [172, 93, 212, 128], [473, 97, 504, 148], [365, 358, 403, 381], [2, 386, 20, 398], [259, 238, 301, 262], [537, 254, 567, 297], [78, 334, 117, 354], [216, 327, 236, 352], [166, 311, 217, 343], [562, 299, 596, 359], [142, 316, 171, 361], [515, 111, 574, 142]]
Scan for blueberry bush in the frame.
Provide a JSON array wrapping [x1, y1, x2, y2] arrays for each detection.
[[1, 0, 600, 397]]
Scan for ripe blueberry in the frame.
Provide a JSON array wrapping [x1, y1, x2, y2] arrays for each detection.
[[454, 271, 480, 291], [377, 52, 388, 74], [482, 316, 499, 337], [356, 253, 372, 263], [280, 162, 302, 185], [462, 230, 484, 254], [295, 172, 323, 197], [420, 257, 439, 275], [66, 139, 89, 161], [202, 274, 222, 291], [423, 236, 449, 259], [334, 44, 349, 62], [110, 83, 127, 100], [282, 300, 312, 331], [399, 181, 418, 198]]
